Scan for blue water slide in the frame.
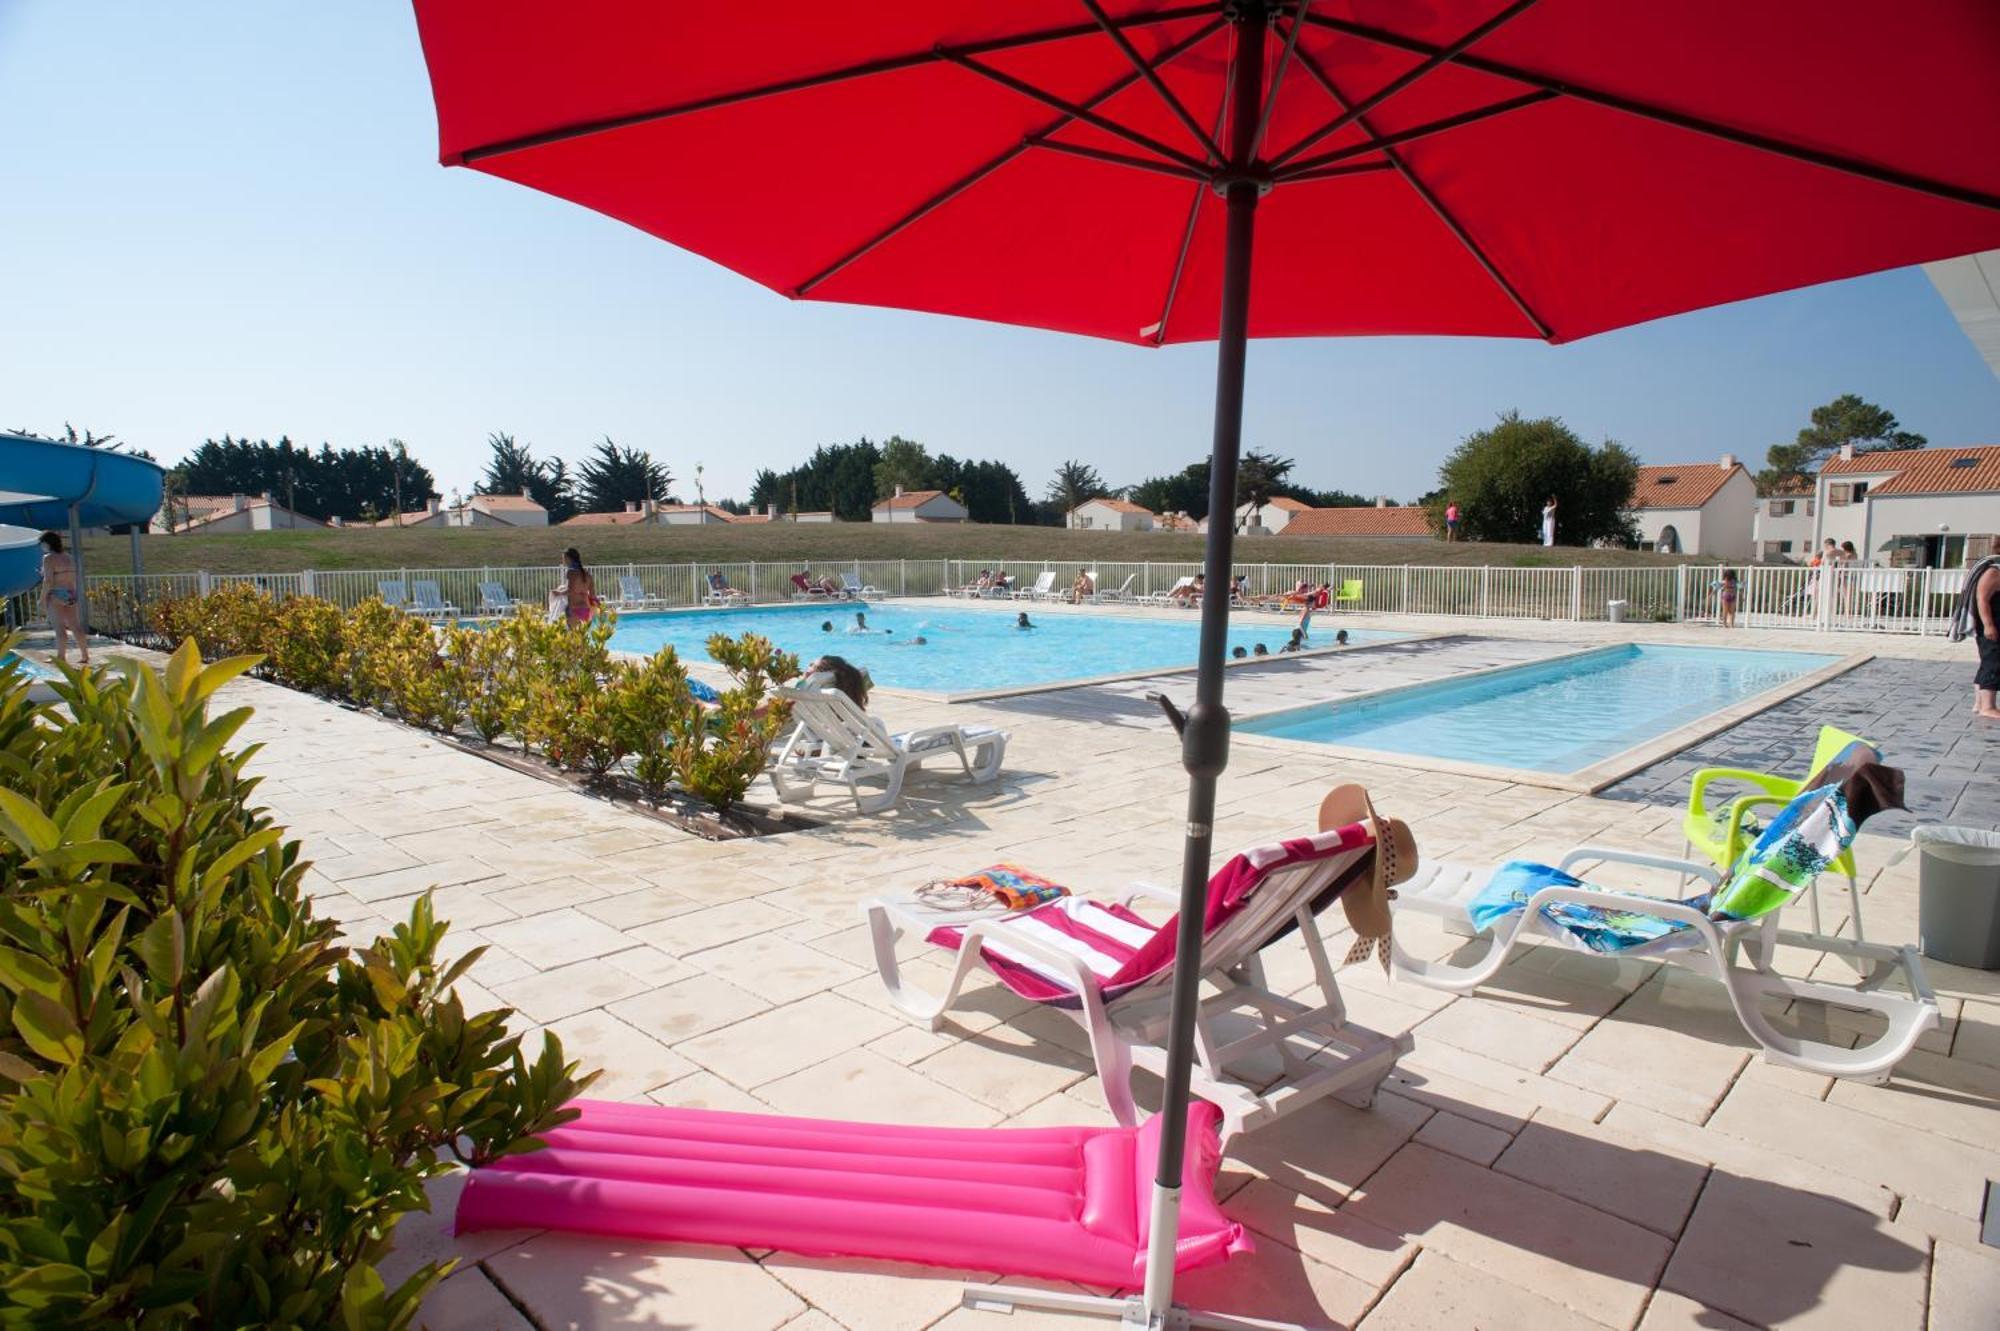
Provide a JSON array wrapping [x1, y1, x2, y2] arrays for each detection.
[[0, 431, 166, 599]]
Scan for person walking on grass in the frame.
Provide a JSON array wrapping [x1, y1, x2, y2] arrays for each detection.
[[38, 531, 85, 665]]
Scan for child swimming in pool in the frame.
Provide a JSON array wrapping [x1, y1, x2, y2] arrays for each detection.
[[849, 611, 869, 633], [1231, 646, 1246, 659], [1017, 612, 1033, 629], [1280, 629, 1305, 653], [1335, 629, 1349, 645]]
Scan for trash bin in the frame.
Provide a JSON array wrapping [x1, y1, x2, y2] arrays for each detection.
[[1914, 826, 2000, 969], [1606, 599, 1629, 623]]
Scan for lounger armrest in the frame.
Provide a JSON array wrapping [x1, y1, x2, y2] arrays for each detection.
[[957, 916, 1098, 993], [1117, 880, 1180, 907], [1556, 846, 1721, 886], [1688, 767, 1798, 818]]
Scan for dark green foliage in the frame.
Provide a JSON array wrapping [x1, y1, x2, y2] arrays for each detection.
[[1044, 460, 1106, 516], [173, 436, 439, 524], [478, 432, 578, 523], [576, 437, 672, 515], [0, 643, 594, 1328], [1760, 394, 1925, 492], [1435, 411, 1640, 546]]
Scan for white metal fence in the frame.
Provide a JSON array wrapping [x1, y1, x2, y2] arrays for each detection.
[[13, 558, 1971, 639]]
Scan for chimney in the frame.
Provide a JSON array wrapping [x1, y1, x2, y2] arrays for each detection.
[[1375, 495, 1388, 508], [520, 487, 532, 500], [262, 490, 274, 503], [1839, 443, 1855, 461], [767, 502, 777, 519], [894, 485, 904, 498], [1719, 453, 1736, 469], [328, 515, 344, 528], [642, 498, 658, 518], [624, 500, 639, 513], [232, 493, 248, 512], [426, 496, 440, 515]]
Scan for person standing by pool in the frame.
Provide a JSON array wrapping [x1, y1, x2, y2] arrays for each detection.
[[558, 547, 598, 624], [1068, 568, 1094, 604], [1541, 496, 1557, 547], [1445, 501, 1460, 542], [1957, 557, 2000, 720], [1295, 598, 1315, 642], [1715, 569, 1739, 629], [37, 531, 86, 665]]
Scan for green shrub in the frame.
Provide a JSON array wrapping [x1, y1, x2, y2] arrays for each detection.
[[337, 598, 405, 712], [264, 595, 346, 696], [610, 649, 698, 803], [0, 641, 594, 1328], [678, 633, 801, 812]]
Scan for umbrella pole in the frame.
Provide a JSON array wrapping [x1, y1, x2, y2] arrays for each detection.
[[972, 11, 1280, 1331]]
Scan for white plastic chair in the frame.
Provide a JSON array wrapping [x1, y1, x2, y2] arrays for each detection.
[[769, 684, 1007, 814]]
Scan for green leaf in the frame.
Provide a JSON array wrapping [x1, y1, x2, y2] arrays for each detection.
[[0, 788, 62, 856], [0, 944, 64, 1000], [13, 991, 83, 1065], [58, 782, 133, 844], [198, 826, 282, 887], [248, 1019, 305, 1084], [0, 1049, 41, 1082]]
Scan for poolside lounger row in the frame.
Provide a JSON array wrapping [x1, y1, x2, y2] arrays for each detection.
[[378, 579, 458, 617]]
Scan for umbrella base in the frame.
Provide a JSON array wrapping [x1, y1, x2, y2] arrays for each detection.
[[962, 1284, 1306, 1331]]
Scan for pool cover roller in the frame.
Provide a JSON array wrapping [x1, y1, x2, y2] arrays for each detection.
[[454, 1099, 1249, 1287]]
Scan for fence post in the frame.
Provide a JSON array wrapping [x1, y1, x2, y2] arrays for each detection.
[[302, 568, 316, 598], [899, 559, 907, 597], [1400, 565, 1410, 613], [1479, 566, 1490, 619], [198, 569, 212, 595], [1674, 565, 1687, 621], [1570, 566, 1581, 621]]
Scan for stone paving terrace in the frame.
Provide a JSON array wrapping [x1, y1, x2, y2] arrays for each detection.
[[183, 615, 1999, 1330]]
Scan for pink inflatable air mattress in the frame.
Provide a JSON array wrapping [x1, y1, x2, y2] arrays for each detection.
[[454, 1099, 1249, 1287]]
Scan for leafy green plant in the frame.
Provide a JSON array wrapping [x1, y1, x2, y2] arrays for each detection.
[[610, 648, 697, 803], [675, 633, 801, 812], [337, 597, 405, 712], [264, 594, 346, 696], [0, 640, 594, 1328]]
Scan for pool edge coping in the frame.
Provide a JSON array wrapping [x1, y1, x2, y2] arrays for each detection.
[[1229, 646, 1872, 794]]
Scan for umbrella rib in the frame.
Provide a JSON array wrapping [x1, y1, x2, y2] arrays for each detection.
[[1032, 139, 1209, 182], [1151, 43, 1236, 346], [1301, 13, 2000, 213], [938, 50, 1213, 177], [793, 19, 1226, 297], [1077, 0, 1225, 163], [1268, 0, 1542, 170], [1273, 90, 1556, 180], [453, 4, 1219, 164], [1286, 34, 1555, 341], [1247, 0, 1310, 162]]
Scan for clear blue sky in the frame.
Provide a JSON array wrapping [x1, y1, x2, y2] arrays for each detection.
[[3, 3, 1996, 508]]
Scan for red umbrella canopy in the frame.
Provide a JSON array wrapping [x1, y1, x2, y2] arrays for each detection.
[[413, 1, 2000, 346]]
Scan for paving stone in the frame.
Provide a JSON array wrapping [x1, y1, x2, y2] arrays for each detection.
[[635, 898, 804, 955], [1222, 1177, 1415, 1289], [1493, 1110, 1709, 1238], [340, 857, 503, 903], [648, 1070, 771, 1113], [542, 1008, 699, 1101], [608, 973, 773, 1043], [1411, 1110, 1514, 1166], [1634, 1288, 1759, 1330], [577, 883, 700, 931], [1361, 1250, 1607, 1331], [413, 1266, 535, 1331], [491, 958, 652, 1025], [1224, 1087, 1432, 1208], [1413, 997, 1582, 1072], [910, 1009, 1094, 1113], [675, 991, 903, 1089], [1340, 1143, 1671, 1328], [600, 944, 696, 986], [485, 876, 613, 917], [481, 909, 646, 970], [687, 933, 868, 1005], [1929, 1238, 2000, 1331], [762, 1254, 991, 1331], [757, 1046, 999, 1127], [1661, 1170, 1929, 1330], [375, 1170, 539, 1290], [486, 1233, 806, 1331]]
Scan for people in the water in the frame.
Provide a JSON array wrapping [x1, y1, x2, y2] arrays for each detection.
[[1016, 612, 1033, 629]]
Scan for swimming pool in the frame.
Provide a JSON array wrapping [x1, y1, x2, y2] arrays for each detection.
[[1238, 644, 1840, 774], [605, 603, 1403, 695], [1, 652, 55, 681]]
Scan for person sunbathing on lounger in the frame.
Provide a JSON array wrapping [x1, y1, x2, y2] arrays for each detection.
[[1171, 574, 1205, 606], [1068, 568, 1094, 604]]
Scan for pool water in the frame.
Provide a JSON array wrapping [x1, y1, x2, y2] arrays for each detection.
[[1238, 644, 1838, 773], [606, 603, 1403, 694], [0, 652, 55, 681]]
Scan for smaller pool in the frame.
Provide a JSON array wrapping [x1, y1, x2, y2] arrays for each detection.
[[1238, 644, 1838, 774], [1, 652, 55, 681]]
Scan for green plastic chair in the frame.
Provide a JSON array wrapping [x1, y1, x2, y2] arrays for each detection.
[[1681, 725, 1876, 941], [1333, 579, 1363, 609]]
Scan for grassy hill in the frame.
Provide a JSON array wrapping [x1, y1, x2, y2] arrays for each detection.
[[91, 522, 1704, 577]]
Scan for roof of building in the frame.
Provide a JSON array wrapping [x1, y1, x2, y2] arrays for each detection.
[[1261, 496, 1314, 512], [1279, 505, 1433, 537], [561, 509, 653, 526], [1075, 496, 1153, 515], [1819, 445, 2000, 495], [469, 492, 547, 512], [872, 488, 953, 511], [1155, 512, 1199, 531], [1628, 461, 1746, 510], [1758, 474, 1815, 497], [173, 497, 325, 532]]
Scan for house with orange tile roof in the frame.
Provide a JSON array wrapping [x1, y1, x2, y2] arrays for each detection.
[[1624, 455, 1756, 558], [152, 492, 325, 534], [1068, 496, 1154, 531], [1233, 495, 1316, 534], [1277, 500, 1434, 540], [1813, 443, 2000, 568], [870, 487, 967, 524]]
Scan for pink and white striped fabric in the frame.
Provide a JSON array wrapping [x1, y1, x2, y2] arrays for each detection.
[[928, 822, 1375, 1007]]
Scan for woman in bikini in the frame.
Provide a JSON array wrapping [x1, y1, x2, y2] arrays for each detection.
[[558, 547, 598, 624], [39, 531, 86, 665]]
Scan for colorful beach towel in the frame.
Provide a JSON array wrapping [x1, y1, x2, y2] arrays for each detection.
[[946, 863, 1070, 911]]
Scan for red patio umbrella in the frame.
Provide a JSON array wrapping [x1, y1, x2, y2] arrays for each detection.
[[410, 3, 2000, 1325]]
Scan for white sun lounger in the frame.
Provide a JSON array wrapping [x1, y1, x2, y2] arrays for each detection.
[[377, 579, 409, 608], [1140, 576, 1196, 607], [704, 576, 748, 605], [615, 576, 672, 610], [1092, 573, 1137, 603], [1390, 845, 1937, 1083], [409, 581, 459, 618], [1010, 571, 1056, 601], [863, 822, 1411, 1138], [840, 573, 883, 598], [477, 581, 517, 614], [769, 683, 1008, 814]]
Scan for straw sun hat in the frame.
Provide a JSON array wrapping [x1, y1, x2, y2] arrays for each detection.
[[1317, 784, 1419, 970]]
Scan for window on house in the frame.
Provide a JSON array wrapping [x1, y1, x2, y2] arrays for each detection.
[[1777, 540, 1793, 553], [1828, 483, 1852, 506], [1851, 481, 1868, 502], [1768, 499, 1794, 516]]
